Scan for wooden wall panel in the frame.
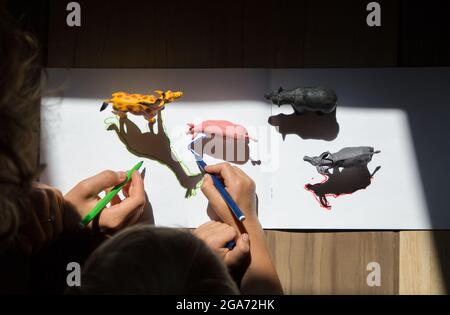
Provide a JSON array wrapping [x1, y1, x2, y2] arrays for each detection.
[[47, 0, 77, 67], [164, 1, 244, 68], [302, 0, 399, 67], [271, 0, 307, 67], [399, 0, 450, 66], [47, 0, 247, 67], [47, 0, 399, 68]]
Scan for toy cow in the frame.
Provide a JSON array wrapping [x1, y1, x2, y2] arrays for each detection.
[[303, 146, 380, 175], [101, 90, 183, 124], [264, 87, 337, 114]]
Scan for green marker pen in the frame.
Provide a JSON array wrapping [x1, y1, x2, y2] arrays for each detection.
[[79, 161, 144, 228]]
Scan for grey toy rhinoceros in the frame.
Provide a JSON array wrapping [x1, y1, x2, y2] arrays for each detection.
[[303, 146, 380, 175], [264, 87, 337, 114]]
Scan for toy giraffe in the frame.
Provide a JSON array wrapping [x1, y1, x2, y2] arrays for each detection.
[[101, 90, 183, 124]]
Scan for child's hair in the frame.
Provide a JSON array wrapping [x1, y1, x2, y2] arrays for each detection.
[[0, 5, 42, 250], [67, 225, 240, 294]]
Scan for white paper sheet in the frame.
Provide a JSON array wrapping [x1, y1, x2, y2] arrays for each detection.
[[41, 69, 272, 228], [41, 68, 450, 229]]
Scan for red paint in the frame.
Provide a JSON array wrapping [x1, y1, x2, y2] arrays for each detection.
[[304, 173, 376, 210]]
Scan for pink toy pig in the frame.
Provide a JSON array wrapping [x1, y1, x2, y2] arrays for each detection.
[[187, 120, 257, 142]]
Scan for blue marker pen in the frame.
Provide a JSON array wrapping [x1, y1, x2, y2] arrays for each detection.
[[192, 153, 246, 222]]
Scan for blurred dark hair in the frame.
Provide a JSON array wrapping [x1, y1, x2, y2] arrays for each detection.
[[67, 225, 240, 294], [0, 5, 41, 249]]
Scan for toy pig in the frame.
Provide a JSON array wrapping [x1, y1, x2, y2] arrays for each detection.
[[186, 120, 257, 142]]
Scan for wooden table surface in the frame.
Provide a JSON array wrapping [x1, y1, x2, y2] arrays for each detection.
[[265, 230, 449, 294], [19, 0, 450, 294]]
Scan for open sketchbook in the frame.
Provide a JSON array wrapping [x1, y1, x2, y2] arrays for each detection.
[[41, 68, 450, 229]]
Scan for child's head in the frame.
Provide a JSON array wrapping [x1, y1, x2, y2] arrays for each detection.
[[67, 225, 239, 294]]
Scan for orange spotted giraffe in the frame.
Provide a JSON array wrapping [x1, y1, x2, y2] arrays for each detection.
[[101, 90, 183, 124]]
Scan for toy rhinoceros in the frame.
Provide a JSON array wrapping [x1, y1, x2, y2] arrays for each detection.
[[264, 87, 337, 114], [304, 146, 380, 175]]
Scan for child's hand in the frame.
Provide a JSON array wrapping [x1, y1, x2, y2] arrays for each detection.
[[194, 221, 249, 269], [201, 163, 258, 228], [64, 170, 146, 233], [200, 164, 283, 294], [15, 183, 65, 254]]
